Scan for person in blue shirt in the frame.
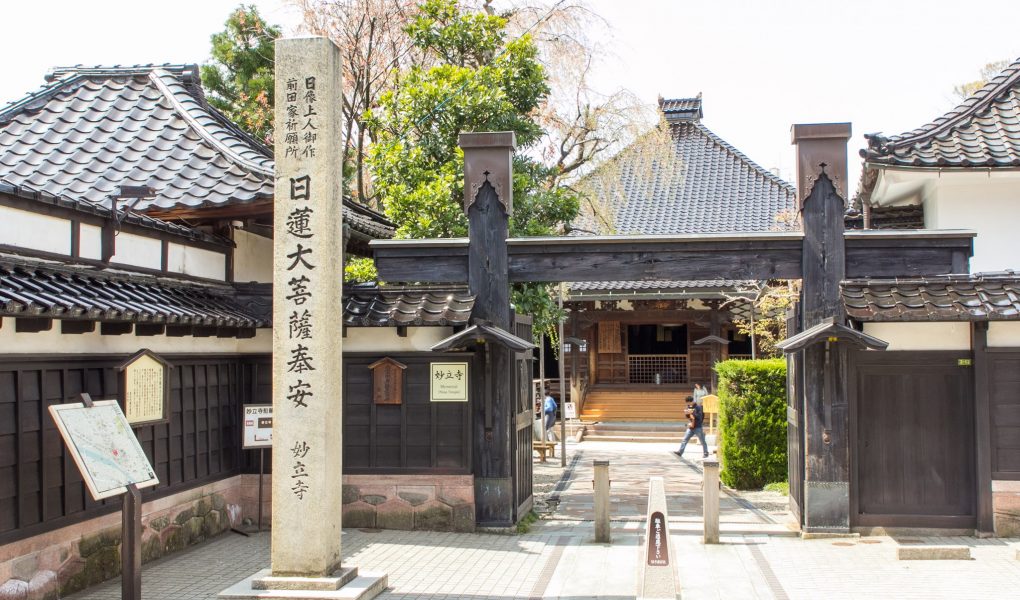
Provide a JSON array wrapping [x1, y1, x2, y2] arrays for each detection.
[[542, 390, 558, 441], [674, 395, 708, 459]]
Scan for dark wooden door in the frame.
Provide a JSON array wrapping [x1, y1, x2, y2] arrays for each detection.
[[511, 315, 534, 521], [785, 309, 804, 523], [852, 352, 975, 528]]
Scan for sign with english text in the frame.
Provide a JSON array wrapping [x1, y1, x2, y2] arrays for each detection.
[[430, 362, 469, 402]]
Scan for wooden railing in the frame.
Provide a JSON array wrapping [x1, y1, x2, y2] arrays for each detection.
[[627, 354, 688, 384]]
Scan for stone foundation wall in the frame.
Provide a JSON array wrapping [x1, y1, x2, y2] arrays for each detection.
[[0, 476, 244, 599], [993, 480, 1020, 537], [241, 473, 476, 533]]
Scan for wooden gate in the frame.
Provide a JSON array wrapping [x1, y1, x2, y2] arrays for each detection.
[[850, 351, 976, 528], [511, 314, 534, 520]]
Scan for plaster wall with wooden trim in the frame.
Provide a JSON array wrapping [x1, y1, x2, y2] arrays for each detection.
[[861, 322, 972, 351], [0, 322, 272, 354]]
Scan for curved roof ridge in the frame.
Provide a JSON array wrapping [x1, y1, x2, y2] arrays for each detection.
[[148, 69, 273, 177], [691, 122, 796, 193], [879, 57, 1020, 150]]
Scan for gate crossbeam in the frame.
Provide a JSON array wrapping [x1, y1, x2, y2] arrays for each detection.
[[371, 229, 974, 284]]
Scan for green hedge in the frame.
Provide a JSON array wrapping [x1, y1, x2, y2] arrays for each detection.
[[715, 358, 787, 490]]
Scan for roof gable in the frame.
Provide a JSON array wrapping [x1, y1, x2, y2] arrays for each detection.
[[862, 56, 1020, 170]]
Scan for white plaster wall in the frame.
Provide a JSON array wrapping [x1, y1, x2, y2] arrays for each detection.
[[233, 229, 273, 283], [862, 322, 971, 351], [80, 223, 103, 260], [0, 205, 70, 254], [167, 243, 226, 280], [989, 322, 1020, 348], [0, 324, 271, 354], [110, 232, 162, 270], [343, 326, 452, 352], [927, 180, 1020, 273]]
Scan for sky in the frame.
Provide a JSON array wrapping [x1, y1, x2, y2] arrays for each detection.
[[3, 0, 1019, 192]]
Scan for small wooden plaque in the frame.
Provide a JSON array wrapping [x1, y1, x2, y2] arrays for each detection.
[[369, 357, 406, 405], [117, 349, 172, 427]]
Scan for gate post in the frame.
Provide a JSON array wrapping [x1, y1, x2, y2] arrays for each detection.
[[792, 123, 852, 534], [594, 460, 611, 543], [461, 132, 517, 526]]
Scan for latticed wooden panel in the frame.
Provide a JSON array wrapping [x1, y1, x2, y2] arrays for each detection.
[[598, 321, 621, 354]]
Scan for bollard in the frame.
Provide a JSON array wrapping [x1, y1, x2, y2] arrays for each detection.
[[703, 458, 720, 544], [638, 477, 677, 600], [594, 460, 611, 543]]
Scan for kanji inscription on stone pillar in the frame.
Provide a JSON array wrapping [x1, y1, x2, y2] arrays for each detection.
[[272, 36, 344, 577]]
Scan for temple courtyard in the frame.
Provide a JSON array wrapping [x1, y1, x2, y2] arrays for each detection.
[[69, 441, 1020, 600]]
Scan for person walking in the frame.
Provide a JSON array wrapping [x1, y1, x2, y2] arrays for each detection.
[[542, 390, 558, 442], [675, 395, 708, 459]]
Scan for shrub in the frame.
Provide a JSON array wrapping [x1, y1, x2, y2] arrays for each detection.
[[715, 358, 787, 490]]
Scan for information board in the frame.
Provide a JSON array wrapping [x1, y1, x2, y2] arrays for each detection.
[[243, 404, 274, 449], [564, 401, 577, 419], [430, 362, 469, 402], [49, 400, 159, 501], [118, 349, 171, 426]]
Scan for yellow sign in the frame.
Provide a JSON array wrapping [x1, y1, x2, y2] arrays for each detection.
[[430, 362, 469, 402]]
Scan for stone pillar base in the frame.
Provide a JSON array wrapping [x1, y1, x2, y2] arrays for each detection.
[[219, 568, 387, 599]]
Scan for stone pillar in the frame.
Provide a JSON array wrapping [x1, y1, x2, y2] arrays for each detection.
[[593, 460, 611, 543], [461, 132, 517, 526], [271, 36, 344, 577], [703, 459, 720, 544]]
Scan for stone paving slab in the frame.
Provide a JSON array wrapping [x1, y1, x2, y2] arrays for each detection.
[[67, 440, 1020, 600]]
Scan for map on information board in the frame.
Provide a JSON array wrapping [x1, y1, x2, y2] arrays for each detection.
[[49, 399, 159, 500]]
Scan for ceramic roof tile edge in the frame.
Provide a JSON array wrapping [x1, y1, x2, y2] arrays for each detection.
[[0, 180, 230, 246], [856, 56, 1020, 204]]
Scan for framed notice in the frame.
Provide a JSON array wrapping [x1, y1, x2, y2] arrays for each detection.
[[564, 402, 577, 419], [430, 362, 469, 402], [116, 349, 172, 427], [243, 404, 274, 449], [49, 399, 159, 501]]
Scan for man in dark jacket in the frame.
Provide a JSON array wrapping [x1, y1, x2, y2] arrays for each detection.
[[674, 396, 708, 459]]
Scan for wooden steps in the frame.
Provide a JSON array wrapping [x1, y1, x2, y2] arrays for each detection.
[[579, 388, 690, 422]]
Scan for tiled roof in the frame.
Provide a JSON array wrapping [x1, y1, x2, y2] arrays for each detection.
[[344, 287, 474, 326], [861, 57, 1020, 170], [0, 64, 394, 239], [659, 96, 703, 121], [842, 272, 1020, 322], [569, 279, 752, 293], [0, 255, 266, 328], [570, 99, 796, 295]]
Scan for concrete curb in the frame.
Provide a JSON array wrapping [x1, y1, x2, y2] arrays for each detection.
[[896, 545, 972, 560]]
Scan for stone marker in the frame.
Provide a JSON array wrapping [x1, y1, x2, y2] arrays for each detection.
[[638, 477, 678, 600], [703, 458, 720, 544], [896, 545, 972, 560], [594, 460, 611, 543], [220, 35, 385, 599]]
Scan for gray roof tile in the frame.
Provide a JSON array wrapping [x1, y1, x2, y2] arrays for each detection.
[[861, 57, 1020, 170], [0, 64, 394, 240], [842, 272, 1020, 321]]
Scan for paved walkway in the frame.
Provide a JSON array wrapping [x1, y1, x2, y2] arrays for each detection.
[[69, 440, 1020, 600]]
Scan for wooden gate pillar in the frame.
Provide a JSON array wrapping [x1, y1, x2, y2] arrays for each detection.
[[461, 132, 517, 526], [799, 169, 851, 533]]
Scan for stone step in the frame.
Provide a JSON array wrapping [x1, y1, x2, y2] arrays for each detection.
[[583, 434, 684, 443]]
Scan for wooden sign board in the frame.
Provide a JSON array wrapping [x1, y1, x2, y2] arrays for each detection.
[[242, 404, 274, 449], [369, 357, 406, 405], [117, 349, 171, 426], [430, 362, 469, 402], [49, 399, 159, 501]]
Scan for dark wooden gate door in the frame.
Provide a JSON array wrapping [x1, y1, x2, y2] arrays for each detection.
[[785, 309, 804, 523], [851, 352, 975, 528], [511, 315, 534, 520]]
